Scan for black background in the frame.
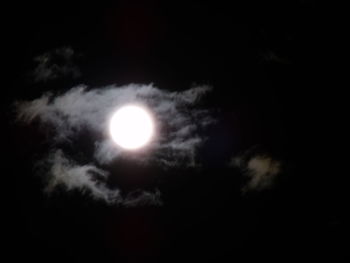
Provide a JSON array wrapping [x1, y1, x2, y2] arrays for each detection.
[[3, 1, 346, 262]]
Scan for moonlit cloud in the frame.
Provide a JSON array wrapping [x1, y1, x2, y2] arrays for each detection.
[[31, 47, 81, 83], [231, 148, 282, 192], [43, 149, 162, 206], [45, 149, 121, 203], [16, 84, 213, 205]]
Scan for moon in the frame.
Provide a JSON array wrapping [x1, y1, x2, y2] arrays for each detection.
[[109, 105, 155, 150]]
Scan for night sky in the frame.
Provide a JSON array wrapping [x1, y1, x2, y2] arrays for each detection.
[[3, 1, 346, 262]]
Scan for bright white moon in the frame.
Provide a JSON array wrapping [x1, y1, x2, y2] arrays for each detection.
[[109, 105, 154, 150]]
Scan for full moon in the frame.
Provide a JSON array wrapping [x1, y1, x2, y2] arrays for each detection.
[[109, 105, 154, 150]]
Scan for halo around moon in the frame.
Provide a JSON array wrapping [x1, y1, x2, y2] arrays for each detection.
[[109, 105, 154, 150]]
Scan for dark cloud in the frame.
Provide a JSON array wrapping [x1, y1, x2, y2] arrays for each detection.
[[260, 50, 290, 64], [15, 84, 213, 205], [31, 47, 81, 83], [231, 148, 282, 192]]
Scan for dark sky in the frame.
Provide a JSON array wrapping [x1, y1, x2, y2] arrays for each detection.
[[3, 1, 346, 262]]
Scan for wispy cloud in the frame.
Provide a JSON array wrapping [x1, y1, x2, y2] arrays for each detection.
[[31, 47, 81, 83], [16, 84, 213, 205], [44, 149, 122, 203]]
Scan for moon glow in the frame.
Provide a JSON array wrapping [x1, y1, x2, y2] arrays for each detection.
[[109, 105, 154, 150]]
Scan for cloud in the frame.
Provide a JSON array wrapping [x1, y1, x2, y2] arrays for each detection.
[[31, 47, 81, 83], [44, 149, 122, 203], [231, 148, 282, 192], [42, 149, 162, 206], [260, 50, 290, 64], [16, 84, 212, 205]]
